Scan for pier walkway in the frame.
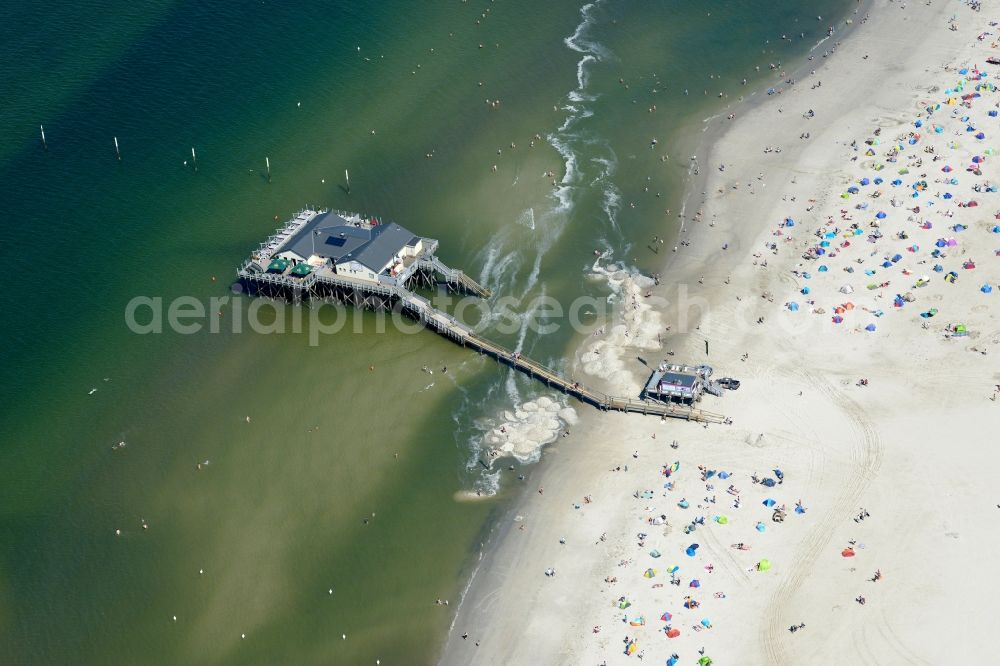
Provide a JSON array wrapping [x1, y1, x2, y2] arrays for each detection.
[[396, 288, 726, 424]]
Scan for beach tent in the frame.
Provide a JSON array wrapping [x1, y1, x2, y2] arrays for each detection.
[[666, 628, 681, 639], [787, 302, 799, 312], [698, 657, 713, 666], [685, 544, 699, 557], [842, 548, 856, 557], [644, 568, 657, 578], [701, 618, 712, 629], [626, 640, 637, 655], [667, 565, 679, 574], [629, 616, 646, 627], [982, 284, 994, 294], [667, 655, 679, 666], [714, 515, 729, 525], [678, 499, 689, 509], [757, 559, 772, 572], [690, 579, 701, 588], [650, 549, 662, 558], [661, 612, 673, 622], [619, 599, 632, 609], [756, 522, 766, 532], [762, 498, 776, 507], [865, 323, 877, 332]]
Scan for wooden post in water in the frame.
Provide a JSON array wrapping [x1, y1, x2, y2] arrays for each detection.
[[345, 169, 351, 194], [40, 125, 47, 151], [114, 136, 121, 161], [265, 157, 271, 182], [191, 147, 198, 172]]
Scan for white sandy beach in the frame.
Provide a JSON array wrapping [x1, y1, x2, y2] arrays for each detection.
[[442, 1, 1000, 664]]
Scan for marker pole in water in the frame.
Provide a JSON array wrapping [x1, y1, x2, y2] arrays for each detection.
[[114, 136, 121, 161], [266, 157, 271, 182], [191, 147, 197, 171], [345, 169, 350, 194], [40, 125, 47, 151]]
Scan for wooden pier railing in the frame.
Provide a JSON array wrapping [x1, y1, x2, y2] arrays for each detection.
[[419, 257, 492, 298]]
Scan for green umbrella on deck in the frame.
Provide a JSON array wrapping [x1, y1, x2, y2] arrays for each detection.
[[267, 257, 290, 273]]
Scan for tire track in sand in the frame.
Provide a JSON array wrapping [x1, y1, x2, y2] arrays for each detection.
[[758, 369, 884, 664]]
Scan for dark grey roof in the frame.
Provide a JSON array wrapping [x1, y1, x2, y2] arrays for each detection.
[[351, 223, 417, 273], [280, 213, 419, 273], [661, 372, 697, 388], [645, 369, 698, 393]]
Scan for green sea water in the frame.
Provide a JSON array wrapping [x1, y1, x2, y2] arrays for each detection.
[[0, 1, 852, 663]]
